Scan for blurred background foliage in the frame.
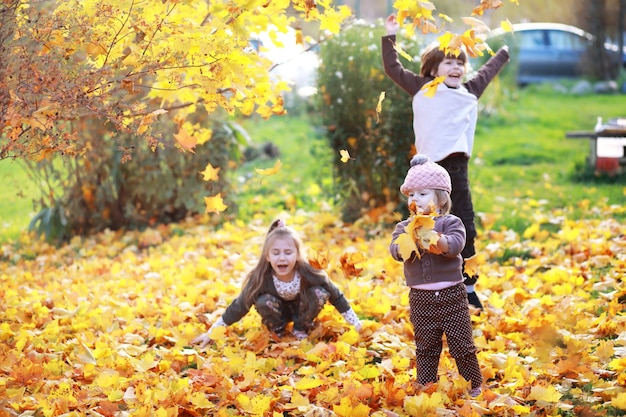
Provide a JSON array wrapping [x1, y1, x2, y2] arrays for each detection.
[[25, 109, 245, 243], [315, 21, 420, 223]]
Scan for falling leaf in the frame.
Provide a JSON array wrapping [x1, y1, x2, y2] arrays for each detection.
[[204, 194, 228, 214], [472, 0, 504, 16], [308, 249, 330, 270], [375, 91, 385, 123], [438, 13, 453, 23], [421, 75, 447, 98], [174, 127, 197, 153], [393, 43, 414, 62], [255, 159, 283, 176], [500, 19, 514, 32], [340, 251, 364, 278], [340, 149, 352, 163], [200, 163, 220, 182]]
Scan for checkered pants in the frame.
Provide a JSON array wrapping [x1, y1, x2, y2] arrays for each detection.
[[409, 283, 483, 389]]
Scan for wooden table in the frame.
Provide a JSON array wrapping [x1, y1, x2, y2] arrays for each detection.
[[566, 127, 626, 174]]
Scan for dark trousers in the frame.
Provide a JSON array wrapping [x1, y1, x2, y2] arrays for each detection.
[[437, 154, 476, 259], [409, 284, 483, 389], [254, 286, 329, 333]]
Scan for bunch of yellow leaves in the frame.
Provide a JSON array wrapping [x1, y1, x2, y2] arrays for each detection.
[[393, 202, 442, 260]]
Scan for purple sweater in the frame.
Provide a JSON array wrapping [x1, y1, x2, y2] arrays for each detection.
[[389, 214, 465, 287]]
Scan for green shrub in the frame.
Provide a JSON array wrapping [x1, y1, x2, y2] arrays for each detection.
[[27, 109, 246, 244], [316, 21, 425, 222]]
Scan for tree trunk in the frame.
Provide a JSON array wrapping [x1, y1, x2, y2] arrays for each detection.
[[0, 1, 18, 129]]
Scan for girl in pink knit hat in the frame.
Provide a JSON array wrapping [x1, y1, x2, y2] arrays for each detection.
[[389, 155, 483, 398]]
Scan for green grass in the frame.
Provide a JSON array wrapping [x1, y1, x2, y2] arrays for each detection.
[[0, 159, 37, 242], [471, 84, 625, 232], [229, 115, 336, 220], [1, 87, 625, 243]]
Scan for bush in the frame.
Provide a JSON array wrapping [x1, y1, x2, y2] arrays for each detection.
[[27, 109, 246, 244], [316, 21, 425, 222]]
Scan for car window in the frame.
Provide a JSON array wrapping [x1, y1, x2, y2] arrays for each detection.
[[519, 30, 546, 48], [547, 30, 586, 51]]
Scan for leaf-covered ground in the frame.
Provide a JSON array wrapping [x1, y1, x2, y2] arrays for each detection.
[[1, 205, 625, 417]]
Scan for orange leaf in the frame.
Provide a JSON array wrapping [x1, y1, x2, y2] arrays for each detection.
[[340, 251, 364, 278], [137, 108, 167, 135], [174, 127, 197, 153], [472, 0, 503, 16], [255, 159, 283, 176], [308, 249, 330, 270]]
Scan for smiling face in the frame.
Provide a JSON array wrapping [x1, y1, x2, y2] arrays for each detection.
[[435, 57, 466, 88], [266, 236, 298, 282]]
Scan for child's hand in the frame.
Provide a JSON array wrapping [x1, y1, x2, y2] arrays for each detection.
[[385, 14, 399, 36], [191, 331, 213, 348], [436, 234, 449, 254]]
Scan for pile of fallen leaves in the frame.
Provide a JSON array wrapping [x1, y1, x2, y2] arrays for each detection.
[[1, 204, 625, 416]]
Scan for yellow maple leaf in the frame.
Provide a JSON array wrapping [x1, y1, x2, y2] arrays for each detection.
[[204, 194, 228, 214], [237, 392, 272, 416], [527, 384, 562, 403], [612, 392, 626, 411], [421, 75, 446, 98], [255, 159, 283, 176], [394, 232, 419, 261], [340, 149, 352, 163], [199, 163, 220, 181], [333, 396, 371, 417], [463, 254, 484, 277], [295, 376, 325, 390]]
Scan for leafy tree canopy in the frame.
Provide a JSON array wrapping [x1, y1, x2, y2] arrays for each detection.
[[0, 0, 351, 161]]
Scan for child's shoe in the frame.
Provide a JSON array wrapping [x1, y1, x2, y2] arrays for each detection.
[[292, 329, 308, 340], [469, 387, 482, 398]]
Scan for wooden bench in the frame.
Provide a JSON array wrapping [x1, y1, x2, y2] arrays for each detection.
[[566, 121, 626, 174]]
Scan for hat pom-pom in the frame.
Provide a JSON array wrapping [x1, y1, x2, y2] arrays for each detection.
[[410, 154, 430, 167]]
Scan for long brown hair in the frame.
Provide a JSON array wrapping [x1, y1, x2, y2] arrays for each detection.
[[241, 219, 325, 308], [420, 42, 468, 78]]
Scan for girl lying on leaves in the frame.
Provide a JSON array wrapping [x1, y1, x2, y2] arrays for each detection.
[[192, 219, 362, 346]]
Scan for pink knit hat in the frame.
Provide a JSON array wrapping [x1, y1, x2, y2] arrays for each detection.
[[400, 154, 452, 195]]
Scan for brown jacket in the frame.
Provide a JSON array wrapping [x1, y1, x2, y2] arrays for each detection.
[[390, 214, 465, 287], [381, 34, 510, 98], [222, 266, 351, 325]]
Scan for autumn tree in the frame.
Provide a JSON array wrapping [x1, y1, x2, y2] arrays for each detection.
[[0, 0, 351, 162]]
